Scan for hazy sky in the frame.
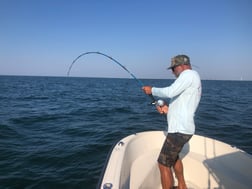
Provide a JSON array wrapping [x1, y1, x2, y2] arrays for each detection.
[[1, 0, 252, 80]]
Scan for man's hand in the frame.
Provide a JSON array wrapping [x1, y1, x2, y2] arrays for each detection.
[[156, 104, 169, 115], [142, 86, 152, 95]]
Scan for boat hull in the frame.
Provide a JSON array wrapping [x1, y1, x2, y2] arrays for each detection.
[[98, 131, 252, 189]]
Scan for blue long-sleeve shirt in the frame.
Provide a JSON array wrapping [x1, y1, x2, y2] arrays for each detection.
[[152, 69, 202, 134]]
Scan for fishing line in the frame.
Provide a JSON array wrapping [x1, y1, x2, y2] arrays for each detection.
[[67, 51, 156, 104]]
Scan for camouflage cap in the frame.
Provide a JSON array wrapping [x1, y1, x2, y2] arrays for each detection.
[[167, 55, 191, 69]]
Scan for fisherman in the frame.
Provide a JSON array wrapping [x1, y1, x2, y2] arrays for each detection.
[[142, 55, 201, 189]]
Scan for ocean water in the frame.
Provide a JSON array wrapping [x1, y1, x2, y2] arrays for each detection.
[[0, 76, 251, 189]]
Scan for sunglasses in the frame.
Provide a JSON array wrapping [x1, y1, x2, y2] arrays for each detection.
[[172, 65, 179, 72]]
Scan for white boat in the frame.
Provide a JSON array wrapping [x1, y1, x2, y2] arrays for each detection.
[[97, 131, 252, 189]]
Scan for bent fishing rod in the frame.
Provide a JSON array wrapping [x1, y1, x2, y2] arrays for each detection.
[[67, 51, 162, 105]]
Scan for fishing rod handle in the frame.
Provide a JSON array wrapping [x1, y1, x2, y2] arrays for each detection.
[[148, 94, 156, 105]]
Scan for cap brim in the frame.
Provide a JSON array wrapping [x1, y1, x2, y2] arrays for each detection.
[[167, 66, 173, 70]]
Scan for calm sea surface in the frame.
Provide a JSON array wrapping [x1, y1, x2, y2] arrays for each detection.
[[0, 76, 251, 189]]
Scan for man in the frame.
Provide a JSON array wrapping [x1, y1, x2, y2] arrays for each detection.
[[142, 55, 201, 189]]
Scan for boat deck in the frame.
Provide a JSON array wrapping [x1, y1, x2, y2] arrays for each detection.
[[99, 131, 252, 189]]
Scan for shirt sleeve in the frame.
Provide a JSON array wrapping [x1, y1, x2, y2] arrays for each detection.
[[152, 71, 193, 98]]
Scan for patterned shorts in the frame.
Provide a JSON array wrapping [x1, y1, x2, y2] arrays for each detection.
[[158, 133, 192, 167]]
